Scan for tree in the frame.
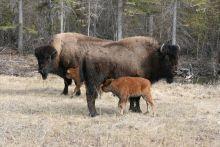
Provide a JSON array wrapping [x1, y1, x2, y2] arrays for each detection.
[[172, 0, 177, 45], [87, 0, 91, 36], [117, 0, 123, 40], [149, 14, 153, 36], [60, 0, 64, 33], [18, 0, 23, 53]]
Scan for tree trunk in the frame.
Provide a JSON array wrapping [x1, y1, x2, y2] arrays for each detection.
[[117, 0, 123, 40], [87, 0, 91, 36], [196, 38, 199, 60], [93, 0, 98, 36], [48, 0, 53, 36], [145, 14, 148, 35], [60, 0, 64, 33], [18, 0, 23, 53], [149, 15, 153, 36], [172, 0, 177, 45]]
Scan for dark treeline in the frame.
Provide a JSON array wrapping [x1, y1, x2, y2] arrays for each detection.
[[0, 0, 219, 61]]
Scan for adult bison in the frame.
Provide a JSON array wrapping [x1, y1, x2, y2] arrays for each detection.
[[35, 33, 142, 113], [34, 32, 112, 96], [80, 36, 180, 117]]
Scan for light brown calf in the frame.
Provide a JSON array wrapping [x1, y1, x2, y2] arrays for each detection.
[[102, 77, 155, 115], [66, 67, 82, 97]]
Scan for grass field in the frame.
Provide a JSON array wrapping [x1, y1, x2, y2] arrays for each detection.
[[0, 74, 219, 147]]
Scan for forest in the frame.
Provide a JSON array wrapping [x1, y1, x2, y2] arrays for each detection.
[[0, 0, 219, 80]]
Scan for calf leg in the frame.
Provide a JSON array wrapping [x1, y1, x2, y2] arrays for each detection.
[[62, 78, 72, 95], [71, 80, 82, 97], [144, 92, 155, 115], [71, 82, 82, 97], [118, 97, 127, 115], [129, 97, 141, 113]]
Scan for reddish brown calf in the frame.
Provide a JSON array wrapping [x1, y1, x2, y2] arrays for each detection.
[[66, 67, 82, 97], [102, 77, 155, 115]]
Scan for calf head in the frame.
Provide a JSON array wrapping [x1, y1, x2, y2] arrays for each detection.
[[159, 43, 180, 83], [66, 68, 77, 79], [101, 79, 114, 92], [34, 45, 57, 79]]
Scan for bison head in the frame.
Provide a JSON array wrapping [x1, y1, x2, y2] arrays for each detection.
[[159, 43, 180, 83], [34, 45, 57, 80]]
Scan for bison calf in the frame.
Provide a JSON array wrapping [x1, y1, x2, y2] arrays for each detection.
[[66, 67, 82, 97], [102, 77, 155, 115]]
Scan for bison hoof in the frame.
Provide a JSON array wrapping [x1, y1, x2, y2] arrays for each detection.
[[129, 107, 142, 113], [62, 91, 68, 95], [75, 90, 81, 96], [89, 112, 99, 117]]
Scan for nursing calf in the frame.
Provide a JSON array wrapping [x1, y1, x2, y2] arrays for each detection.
[[102, 77, 155, 115], [66, 67, 82, 97]]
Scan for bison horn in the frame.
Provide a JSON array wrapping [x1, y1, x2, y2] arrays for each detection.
[[160, 43, 165, 52]]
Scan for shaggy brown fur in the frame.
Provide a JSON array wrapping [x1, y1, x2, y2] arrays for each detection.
[[102, 77, 155, 115]]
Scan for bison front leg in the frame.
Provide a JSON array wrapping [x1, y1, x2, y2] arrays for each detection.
[[62, 78, 72, 95], [129, 97, 142, 113], [85, 84, 98, 117]]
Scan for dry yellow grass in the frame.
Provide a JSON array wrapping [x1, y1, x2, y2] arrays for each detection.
[[0, 75, 219, 147]]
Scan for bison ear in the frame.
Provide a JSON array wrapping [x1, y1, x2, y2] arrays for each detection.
[[50, 50, 57, 59]]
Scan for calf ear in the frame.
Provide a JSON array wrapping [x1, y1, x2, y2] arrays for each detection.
[[50, 50, 57, 59], [104, 79, 113, 86]]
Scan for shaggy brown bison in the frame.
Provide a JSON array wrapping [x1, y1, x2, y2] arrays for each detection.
[[80, 36, 179, 116], [34, 32, 112, 96], [102, 77, 155, 115]]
